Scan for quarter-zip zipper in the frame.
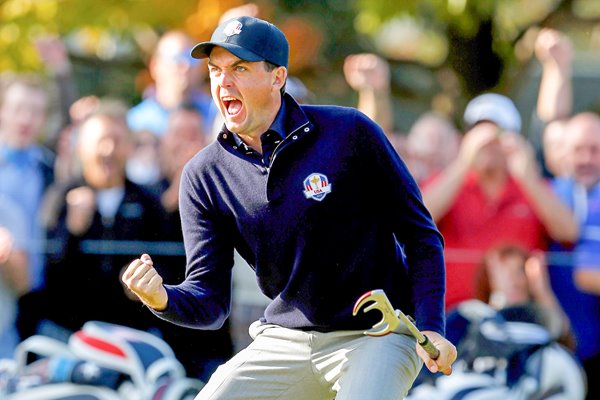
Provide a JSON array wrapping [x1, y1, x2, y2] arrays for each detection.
[[269, 121, 310, 167]]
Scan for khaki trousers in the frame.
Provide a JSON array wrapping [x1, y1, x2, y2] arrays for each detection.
[[195, 320, 422, 400]]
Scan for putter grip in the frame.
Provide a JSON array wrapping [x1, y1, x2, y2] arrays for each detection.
[[419, 335, 440, 360]]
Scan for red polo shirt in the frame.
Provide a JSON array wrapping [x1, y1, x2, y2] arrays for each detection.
[[428, 171, 548, 310]]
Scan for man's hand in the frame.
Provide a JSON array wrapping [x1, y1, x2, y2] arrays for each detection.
[[534, 28, 573, 70], [122, 254, 168, 310], [343, 53, 391, 93], [34, 35, 72, 76], [501, 132, 540, 183], [65, 186, 96, 235], [0, 227, 14, 265], [457, 122, 499, 167], [524, 251, 553, 302], [416, 331, 457, 375]]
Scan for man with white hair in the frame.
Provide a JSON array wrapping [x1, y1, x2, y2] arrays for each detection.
[[406, 112, 461, 184], [550, 111, 600, 400], [127, 30, 216, 139]]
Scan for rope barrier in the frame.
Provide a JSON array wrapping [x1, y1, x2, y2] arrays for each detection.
[[42, 239, 185, 257], [37, 239, 576, 266]]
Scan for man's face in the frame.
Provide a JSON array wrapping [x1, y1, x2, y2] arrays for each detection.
[[160, 109, 205, 178], [407, 117, 460, 176], [565, 117, 600, 189], [0, 83, 48, 148], [151, 33, 201, 94], [470, 121, 506, 173], [78, 116, 132, 189], [207, 47, 286, 138], [487, 253, 530, 306]]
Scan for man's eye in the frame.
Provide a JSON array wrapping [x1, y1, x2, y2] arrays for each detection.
[[235, 66, 247, 72]]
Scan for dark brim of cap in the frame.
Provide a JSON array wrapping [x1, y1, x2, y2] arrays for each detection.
[[191, 41, 265, 62]]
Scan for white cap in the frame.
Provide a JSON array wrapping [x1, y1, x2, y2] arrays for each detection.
[[463, 93, 522, 133]]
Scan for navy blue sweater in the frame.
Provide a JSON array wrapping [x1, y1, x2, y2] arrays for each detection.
[[156, 94, 446, 335]]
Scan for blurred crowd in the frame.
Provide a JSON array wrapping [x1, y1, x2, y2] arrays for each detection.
[[1, 3, 600, 398]]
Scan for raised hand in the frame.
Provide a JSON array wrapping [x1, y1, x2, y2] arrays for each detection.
[[343, 53, 391, 92], [121, 254, 168, 310], [65, 186, 96, 235]]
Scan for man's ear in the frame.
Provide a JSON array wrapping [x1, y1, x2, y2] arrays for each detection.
[[273, 66, 287, 91]]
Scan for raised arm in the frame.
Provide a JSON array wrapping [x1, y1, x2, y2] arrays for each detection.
[[343, 53, 394, 135], [535, 28, 573, 123]]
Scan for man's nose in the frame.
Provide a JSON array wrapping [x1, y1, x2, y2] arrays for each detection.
[[215, 71, 233, 87], [98, 138, 116, 156]]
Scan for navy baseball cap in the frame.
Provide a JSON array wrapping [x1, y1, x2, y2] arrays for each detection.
[[191, 16, 289, 69]]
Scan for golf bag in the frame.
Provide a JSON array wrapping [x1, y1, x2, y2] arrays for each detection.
[[407, 300, 587, 400], [0, 321, 205, 399]]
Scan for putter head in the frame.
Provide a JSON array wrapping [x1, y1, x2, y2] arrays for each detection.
[[352, 289, 400, 336]]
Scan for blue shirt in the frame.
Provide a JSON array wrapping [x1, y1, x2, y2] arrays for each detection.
[[156, 94, 446, 335], [551, 177, 600, 360], [0, 194, 28, 359], [127, 91, 217, 138], [231, 100, 287, 166], [0, 144, 49, 290]]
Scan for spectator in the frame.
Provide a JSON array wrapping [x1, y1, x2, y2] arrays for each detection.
[[550, 111, 600, 400], [51, 95, 102, 184], [406, 112, 461, 184], [421, 92, 578, 310], [475, 244, 574, 349], [126, 129, 162, 186], [413, 244, 582, 398], [28, 102, 226, 379], [36, 101, 166, 337], [154, 104, 207, 214], [126, 30, 217, 186], [10, 38, 91, 341], [127, 30, 216, 140], [0, 73, 54, 294], [0, 194, 30, 359]]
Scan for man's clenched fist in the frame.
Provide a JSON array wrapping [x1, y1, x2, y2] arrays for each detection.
[[122, 254, 168, 310]]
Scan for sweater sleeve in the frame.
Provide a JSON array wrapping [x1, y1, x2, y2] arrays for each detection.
[[152, 162, 234, 330], [357, 112, 446, 335]]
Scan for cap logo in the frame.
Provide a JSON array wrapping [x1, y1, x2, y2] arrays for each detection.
[[223, 20, 243, 37], [303, 173, 332, 202]]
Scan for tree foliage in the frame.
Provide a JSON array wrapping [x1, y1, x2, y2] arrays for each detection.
[[2, 0, 598, 130]]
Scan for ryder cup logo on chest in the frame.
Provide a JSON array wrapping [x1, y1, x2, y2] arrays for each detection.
[[223, 20, 243, 37], [303, 173, 332, 201]]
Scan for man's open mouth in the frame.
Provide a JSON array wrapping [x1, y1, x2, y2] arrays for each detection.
[[222, 96, 242, 116]]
